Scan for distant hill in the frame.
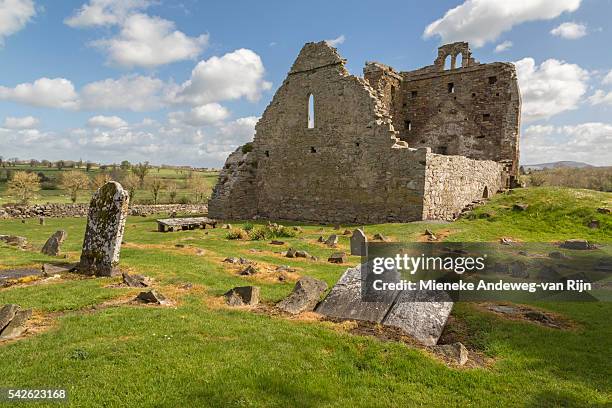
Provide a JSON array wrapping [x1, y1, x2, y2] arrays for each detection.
[[523, 161, 595, 171]]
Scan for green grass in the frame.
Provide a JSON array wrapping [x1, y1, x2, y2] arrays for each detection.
[[0, 165, 218, 205], [0, 187, 610, 407]]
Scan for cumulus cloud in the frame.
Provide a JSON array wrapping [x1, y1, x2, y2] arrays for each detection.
[[325, 35, 345, 47], [87, 115, 128, 128], [522, 122, 612, 166], [550, 22, 587, 39], [172, 49, 272, 105], [0, 0, 36, 46], [168, 103, 230, 127], [65, 0, 152, 27], [515, 57, 589, 122], [424, 0, 581, 47], [602, 70, 612, 85], [0, 77, 79, 109], [588, 90, 612, 106], [80, 75, 170, 111], [494, 40, 512, 53], [2, 115, 39, 129], [92, 13, 208, 68]]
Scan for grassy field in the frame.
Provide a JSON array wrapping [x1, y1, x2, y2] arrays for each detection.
[[0, 165, 218, 205], [0, 187, 610, 407]]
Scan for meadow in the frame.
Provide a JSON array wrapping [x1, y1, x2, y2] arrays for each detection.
[[0, 187, 610, 407], [0, 164, 218, 205]]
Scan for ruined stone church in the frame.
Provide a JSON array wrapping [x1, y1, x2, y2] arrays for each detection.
[[209, 41, 521, 223]]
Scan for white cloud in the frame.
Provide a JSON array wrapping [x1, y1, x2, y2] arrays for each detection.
[[173, 49, 272, 105], [522, 122, 612, 166], [87, 115, 128, 128], [515, 57, 589, 122], [2, 115, 38, 129], [168, 103, 230, 127], [494, 40, 512, 53], [0, 0, 36, 46], [588, 90, 612, 106], [0, 77, 79, 109], [80, 75, 170, 111], [602, 70, 612, 86], [325, 35, 345, 47], [92, 13, 208, 68], [64, 0, 152, 28], [550, 22, 587, 39], [424, 0, 581, 47]]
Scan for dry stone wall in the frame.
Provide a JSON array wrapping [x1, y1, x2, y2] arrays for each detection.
[[0, 203, 208, 219]]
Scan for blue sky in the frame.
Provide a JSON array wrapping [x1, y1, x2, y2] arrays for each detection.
[[0, 0, 611, 166]]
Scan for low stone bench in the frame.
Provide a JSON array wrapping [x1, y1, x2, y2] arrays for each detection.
[[156, 217, 217, 232]]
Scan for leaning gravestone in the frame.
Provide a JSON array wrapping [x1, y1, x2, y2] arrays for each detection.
[[350, 229, 367, 256], [78, 181, 129, 277], [41, 230, 67, 256]]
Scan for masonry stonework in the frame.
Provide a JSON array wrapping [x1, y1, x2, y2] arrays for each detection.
[[209, 41, 519, 223]]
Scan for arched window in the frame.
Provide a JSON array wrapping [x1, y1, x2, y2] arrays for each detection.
[[443, 55, 451, 70], [455, 53, 463, 68], [307, 93, 315, 129]]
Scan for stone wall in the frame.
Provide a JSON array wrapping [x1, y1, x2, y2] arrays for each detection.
[[422, 151, 504, 220], [0, 203, 209, 219]]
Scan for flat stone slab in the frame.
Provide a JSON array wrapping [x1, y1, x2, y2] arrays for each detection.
[[157, 217, 217, 232], [316, 263, 453, 346], [382, 290, 453, 346], [0, 269, 43, 286], [316, 265, 399, 323]]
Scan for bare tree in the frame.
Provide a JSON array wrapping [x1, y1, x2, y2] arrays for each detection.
[[147, 177, 164, 204], [166, 181, 178, 204], [122, 173, 140, 203], [189, 176, 209, 203], [7, 171, 41, 204], [132, 161, 150, 187], [91, 173, 112, 190], [60, 170, 90, 203]]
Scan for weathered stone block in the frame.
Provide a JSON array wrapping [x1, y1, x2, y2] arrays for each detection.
[[350, 229, 367, 256], [277, 277, 328, 315], [41, 230, 67, 256]]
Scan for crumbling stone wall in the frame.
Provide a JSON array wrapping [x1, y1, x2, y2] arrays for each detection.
[[209, 41, 519, 223], [364, 41, 521, 184]]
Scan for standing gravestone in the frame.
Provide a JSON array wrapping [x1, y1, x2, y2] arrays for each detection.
[[78, 181, 129, 277], [41, 230, 67, 256], [350, 228, 367, 256]]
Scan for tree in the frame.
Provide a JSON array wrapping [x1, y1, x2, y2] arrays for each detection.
[[56, 160, 65, 170], [86, 162, 93, 172], [60, 170, 90, 203], [147, 177, 164, 204], [167, 182, 178, 203], [120, 160, 131, 170], [122, 173, 140, 203], [7, 171, 40, 204], [91, 173, 112, 190], [132, 161, 150, 187], [190, 176, 209, 203]]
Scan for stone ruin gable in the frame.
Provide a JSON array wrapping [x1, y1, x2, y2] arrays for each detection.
[[78, 181, 129, 277], [421, 151, 504, 221], [363, 41, 521, 186], [246, 42, 435, 223], [209, 42, 432, 223]]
